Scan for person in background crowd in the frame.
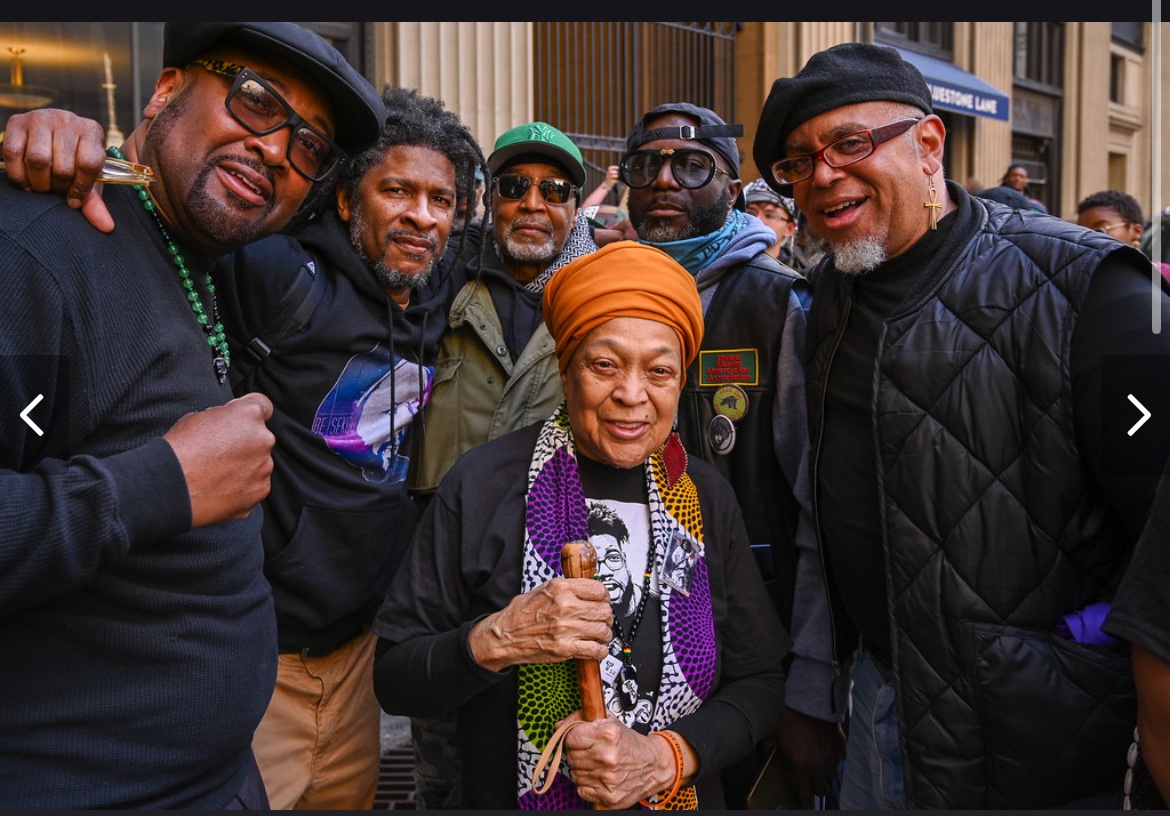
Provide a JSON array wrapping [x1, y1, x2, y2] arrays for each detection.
[[752, 41, 1169, 809], [975, 178, 1035, 211], [0, 21, 384, 809], [1077, 188, 1170, 283], [581, 163, 622, 210], [613, 101, 831, 807], [405, 119, 598, 810], [789, 208, 831, 282], [744, 177, 800, 267], [371, 240, 790, 809], [977, 164, 1049, 215]]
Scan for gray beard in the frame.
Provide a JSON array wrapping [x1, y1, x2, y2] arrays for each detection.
[[500, 234, 558, 267], [833, 237, 888, 276]]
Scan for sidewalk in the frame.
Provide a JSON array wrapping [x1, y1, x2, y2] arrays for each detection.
[[374, 713, 416, 810]]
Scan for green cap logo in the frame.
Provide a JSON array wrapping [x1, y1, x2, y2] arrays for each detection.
[[488, 120, 586, 187]]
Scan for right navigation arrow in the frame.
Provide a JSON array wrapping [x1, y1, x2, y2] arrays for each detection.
[[1128, 393, 1152, 437]]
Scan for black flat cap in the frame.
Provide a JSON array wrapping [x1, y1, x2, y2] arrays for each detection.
[[163, 22, 385, 156], [753, 42, 932, 195], [626, 102, 746, 209]]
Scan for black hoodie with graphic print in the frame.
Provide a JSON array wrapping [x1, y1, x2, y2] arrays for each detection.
[[216, 208, 449, 652]]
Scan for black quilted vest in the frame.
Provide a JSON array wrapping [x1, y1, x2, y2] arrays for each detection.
[[807, 184, 1144, 808], [677, 252, 807, 627]]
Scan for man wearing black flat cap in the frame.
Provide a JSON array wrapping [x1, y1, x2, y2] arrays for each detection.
[[0, 22, 383, 809], [753, 40, 1170, 809], [611, 102, 822, 808]]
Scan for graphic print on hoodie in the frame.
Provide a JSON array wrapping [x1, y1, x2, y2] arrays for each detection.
[[313, 342, 433, 484]]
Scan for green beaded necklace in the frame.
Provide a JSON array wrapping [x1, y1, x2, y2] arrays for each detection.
[[107, 146, 231, 383]]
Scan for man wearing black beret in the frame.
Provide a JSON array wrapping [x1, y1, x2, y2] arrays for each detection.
[[753, 41, 1170, 809], [0, 22, 383, 809]]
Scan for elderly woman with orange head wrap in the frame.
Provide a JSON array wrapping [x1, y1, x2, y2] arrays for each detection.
[[371, 241, 790, 810]]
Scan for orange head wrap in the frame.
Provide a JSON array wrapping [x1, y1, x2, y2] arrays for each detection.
[[542, 240, 704, 378]]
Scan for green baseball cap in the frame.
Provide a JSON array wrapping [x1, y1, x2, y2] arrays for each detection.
[[487, 121, 586, 188]]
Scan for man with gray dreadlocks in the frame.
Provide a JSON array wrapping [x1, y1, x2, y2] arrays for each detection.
[[405, 119, 599, 810], [2, 83, 484, 811]]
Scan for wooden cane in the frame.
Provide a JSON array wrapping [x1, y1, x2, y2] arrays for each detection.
[[561, 539, 609, 809]]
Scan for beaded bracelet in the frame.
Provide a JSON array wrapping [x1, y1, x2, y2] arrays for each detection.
[[638, 730, 685, 809]]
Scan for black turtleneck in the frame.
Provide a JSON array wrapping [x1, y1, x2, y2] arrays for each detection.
[[817, 216, 953, 664]]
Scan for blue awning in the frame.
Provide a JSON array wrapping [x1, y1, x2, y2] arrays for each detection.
[[895, 48, 1010, 122]]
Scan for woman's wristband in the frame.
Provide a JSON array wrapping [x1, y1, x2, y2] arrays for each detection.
[[638, 730, 684, 808]]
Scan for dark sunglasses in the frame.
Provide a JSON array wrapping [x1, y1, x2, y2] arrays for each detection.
[[190, 58, 345, 182], [619, 148, 732, 189], [492, 174, 578, 205]]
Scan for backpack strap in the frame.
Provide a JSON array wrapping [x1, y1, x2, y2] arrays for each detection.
[[228, 256, 327, 389]]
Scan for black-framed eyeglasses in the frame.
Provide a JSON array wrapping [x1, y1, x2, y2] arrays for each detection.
[[770, 118, 922, 187], [190, 58, 345, 183], [492, 174, 578, 205], [619, 148, 732, 190], [600, 550, 627, 569]]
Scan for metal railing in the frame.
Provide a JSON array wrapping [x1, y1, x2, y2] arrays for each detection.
[[534, 22, 740, 202]]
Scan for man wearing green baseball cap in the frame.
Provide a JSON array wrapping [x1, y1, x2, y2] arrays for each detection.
[[405, 120, 599, 809]]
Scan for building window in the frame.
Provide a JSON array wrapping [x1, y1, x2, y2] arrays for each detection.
[[1013, 22, 1064, 89], [1111, 22, 1143, 52], [1110, 53, 1125, 104], [874, 22, 953, 59], [0, 23, 163, 141]]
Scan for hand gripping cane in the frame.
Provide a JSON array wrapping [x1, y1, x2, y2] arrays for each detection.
[[561, 539, 609, 724], [530, 540, 610, 808]]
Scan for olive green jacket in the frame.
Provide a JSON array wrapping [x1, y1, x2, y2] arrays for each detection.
[[407, 278, 564, 496]]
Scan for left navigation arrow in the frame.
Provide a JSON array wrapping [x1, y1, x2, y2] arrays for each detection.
[[20, 394, 44, 436]]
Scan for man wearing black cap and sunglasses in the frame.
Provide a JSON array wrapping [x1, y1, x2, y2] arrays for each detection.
[[608, 102, 824, 808], [0, 22, 383, 809], [753, 41, 1170, 810]]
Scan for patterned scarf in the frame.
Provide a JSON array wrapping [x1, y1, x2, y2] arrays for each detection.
[[516, 405, 714, 809]]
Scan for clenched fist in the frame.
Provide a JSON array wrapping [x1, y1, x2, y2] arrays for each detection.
[[164, 392, 275, 528]]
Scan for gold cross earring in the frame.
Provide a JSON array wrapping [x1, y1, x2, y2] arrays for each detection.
[[924, 175, 942, 231]]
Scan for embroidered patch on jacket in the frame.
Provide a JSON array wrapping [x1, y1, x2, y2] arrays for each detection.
[[697, 349, 758, 387]]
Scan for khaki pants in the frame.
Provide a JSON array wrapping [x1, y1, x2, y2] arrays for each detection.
[[252, 631, 381, 810]]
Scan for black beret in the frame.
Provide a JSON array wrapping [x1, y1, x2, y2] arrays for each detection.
[[625, 102, 747, 209], [163, 22, 385, 156], [753, 42, 933, 195]]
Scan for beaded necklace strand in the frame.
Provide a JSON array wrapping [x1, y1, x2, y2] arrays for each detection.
[[611, 556, 655, 711], [107, 146, 231, 383]]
